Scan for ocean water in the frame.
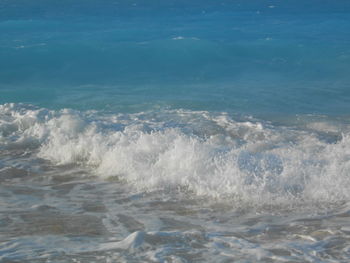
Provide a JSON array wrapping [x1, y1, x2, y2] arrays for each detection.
[[1, 1, 350, 262]]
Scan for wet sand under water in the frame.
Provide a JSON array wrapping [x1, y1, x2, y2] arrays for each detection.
[[1, 162, 350, 263]]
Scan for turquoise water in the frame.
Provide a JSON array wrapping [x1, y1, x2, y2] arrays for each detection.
[[1, 1, 350, 114], [1, 1, 350, 262]]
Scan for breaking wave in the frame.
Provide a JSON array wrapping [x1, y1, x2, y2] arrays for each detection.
[[1, 103, 350, 208]]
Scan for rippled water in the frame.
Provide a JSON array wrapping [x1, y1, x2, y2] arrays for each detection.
[[2, 164, 350, 262]]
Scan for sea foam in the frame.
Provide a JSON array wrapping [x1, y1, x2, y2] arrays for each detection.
[[1, 103, 350, 208]]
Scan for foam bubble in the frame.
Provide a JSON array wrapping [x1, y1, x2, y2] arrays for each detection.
[[1, 103, 350, 208]]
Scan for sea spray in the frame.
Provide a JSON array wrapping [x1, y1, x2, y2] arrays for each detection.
[[1, 103, 350, 209]]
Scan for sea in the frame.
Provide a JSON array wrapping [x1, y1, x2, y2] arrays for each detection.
[[1, 1, 350, 262]]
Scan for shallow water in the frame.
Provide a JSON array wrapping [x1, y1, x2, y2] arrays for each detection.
[[2, 172, 350, 262], [2, 165, 350, 263]]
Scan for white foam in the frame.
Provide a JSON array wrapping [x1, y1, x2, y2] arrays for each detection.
[[1, 103, 350, 208], [172, 36, 185, 40]]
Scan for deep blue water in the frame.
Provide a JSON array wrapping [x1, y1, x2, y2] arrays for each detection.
[[1, 0, 350, 115]]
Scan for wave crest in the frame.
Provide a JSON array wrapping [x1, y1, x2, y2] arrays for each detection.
[[1, 103, 350, 207]]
